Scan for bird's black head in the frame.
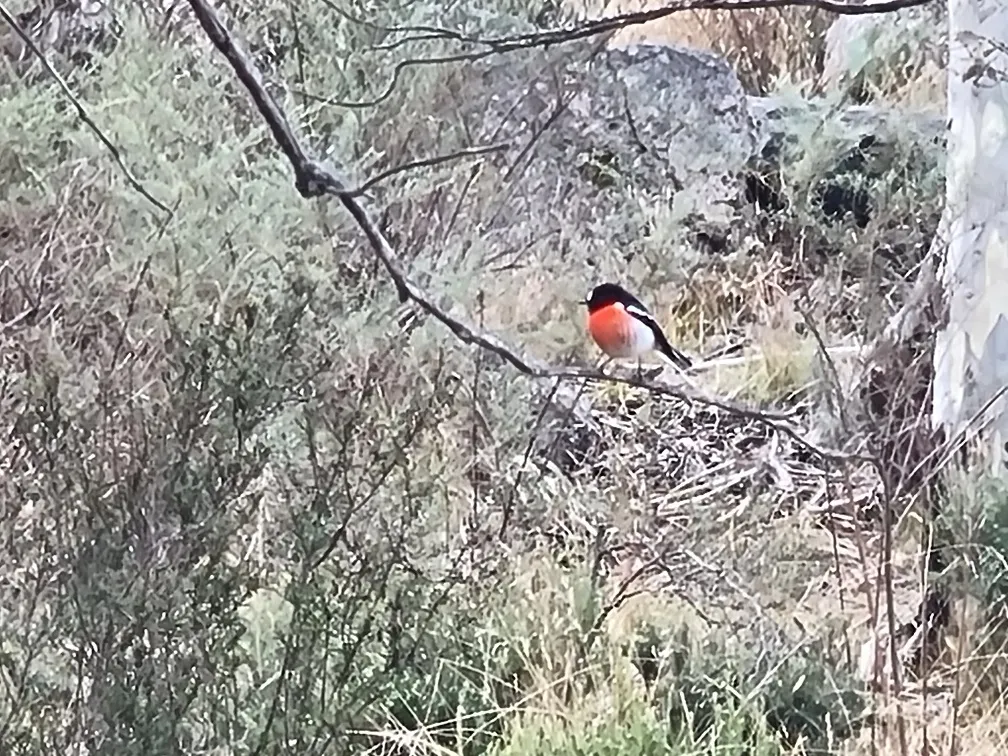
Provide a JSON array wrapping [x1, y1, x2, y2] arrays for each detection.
[[581, 283, 634, 313]]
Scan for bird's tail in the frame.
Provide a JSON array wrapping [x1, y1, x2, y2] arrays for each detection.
[[654, 330, 692, 371]]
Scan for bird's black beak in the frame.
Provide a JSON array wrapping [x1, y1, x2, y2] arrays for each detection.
[[577, 297, 588, 305]]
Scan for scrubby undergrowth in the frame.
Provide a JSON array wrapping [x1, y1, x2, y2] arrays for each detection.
[[1, 2, 1004, 755]]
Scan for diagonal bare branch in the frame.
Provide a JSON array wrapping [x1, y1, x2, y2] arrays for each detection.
[[184, 0, 868, 466]]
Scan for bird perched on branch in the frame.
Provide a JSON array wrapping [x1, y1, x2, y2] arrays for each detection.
[[581, 282, 692, 375]]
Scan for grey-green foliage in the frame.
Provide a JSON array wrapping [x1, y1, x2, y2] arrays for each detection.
[[827, 5, 945, 102], [646, 625, 865, 755], [2, 284, 295, 752], [763, 97, 944, 226], [0, 1, 892, 755], [0, 2, 553, 754], [937, 471, 1008, 689], [492, 712, 674, 756], [974, 479, 1008, 613], [0, 240, 509, 754], [742, 94, 945, 338], [478, 616, 866, 756]]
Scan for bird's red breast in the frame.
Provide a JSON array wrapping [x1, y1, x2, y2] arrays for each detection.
[[587, 303, 634, 357]]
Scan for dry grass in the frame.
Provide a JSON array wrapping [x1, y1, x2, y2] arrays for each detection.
[[453, 475, 1008, 756], [567, 0, 946, 106], [570, 0, 830, 94], [844, 680, 1008, 755], [0, 2, 997, 755]]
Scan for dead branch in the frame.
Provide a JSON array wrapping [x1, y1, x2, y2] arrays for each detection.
[[326, 0, 935, 53], [303, 0, 934, 108], [184, 0, 870, 467]]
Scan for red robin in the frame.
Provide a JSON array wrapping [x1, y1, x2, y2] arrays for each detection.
[[581, 283, 692, 373]]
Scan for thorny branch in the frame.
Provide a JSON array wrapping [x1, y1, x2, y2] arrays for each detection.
[[185, 0, 873, 466]]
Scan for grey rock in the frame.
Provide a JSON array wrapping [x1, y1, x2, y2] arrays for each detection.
[[576, 43, 757, 214], [470, 39, 946, 249], [473, 41, 759, 254]]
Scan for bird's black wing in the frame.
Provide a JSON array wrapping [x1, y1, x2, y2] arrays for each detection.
[[625, 304, 693, 370]]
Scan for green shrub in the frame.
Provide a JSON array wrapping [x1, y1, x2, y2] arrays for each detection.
[[930, 470, 1008, 696], [652, 625, 865, 755]]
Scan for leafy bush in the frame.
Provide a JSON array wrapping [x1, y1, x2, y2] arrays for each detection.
[[0, 6, 526, 754], [491, 702, 672, 756]]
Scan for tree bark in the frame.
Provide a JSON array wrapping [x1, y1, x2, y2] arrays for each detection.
[[931, 0, 1008, 474]]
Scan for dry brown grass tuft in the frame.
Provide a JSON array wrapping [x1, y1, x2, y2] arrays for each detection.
[[568, 0, 946, 106], [569, 0, 831, 94], [846, 693, 1008, 755]]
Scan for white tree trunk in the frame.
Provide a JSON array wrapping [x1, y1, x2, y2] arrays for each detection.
[[931, 0, 1008, 475]]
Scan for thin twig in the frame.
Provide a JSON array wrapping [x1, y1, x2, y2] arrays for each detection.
[[580, 544, 674, 659], [0, 2, 172, 217], [470, 289, 485, 528], [325, 0, 934, 54], [348, 143, 510, 198], [305, 0, 933, 108], [879, 468, 909, 756], [500, 377, 564, 539], [185, 0, 868, 468]]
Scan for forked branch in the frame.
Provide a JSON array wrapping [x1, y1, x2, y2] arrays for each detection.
[[185, 0, 867, 465]]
